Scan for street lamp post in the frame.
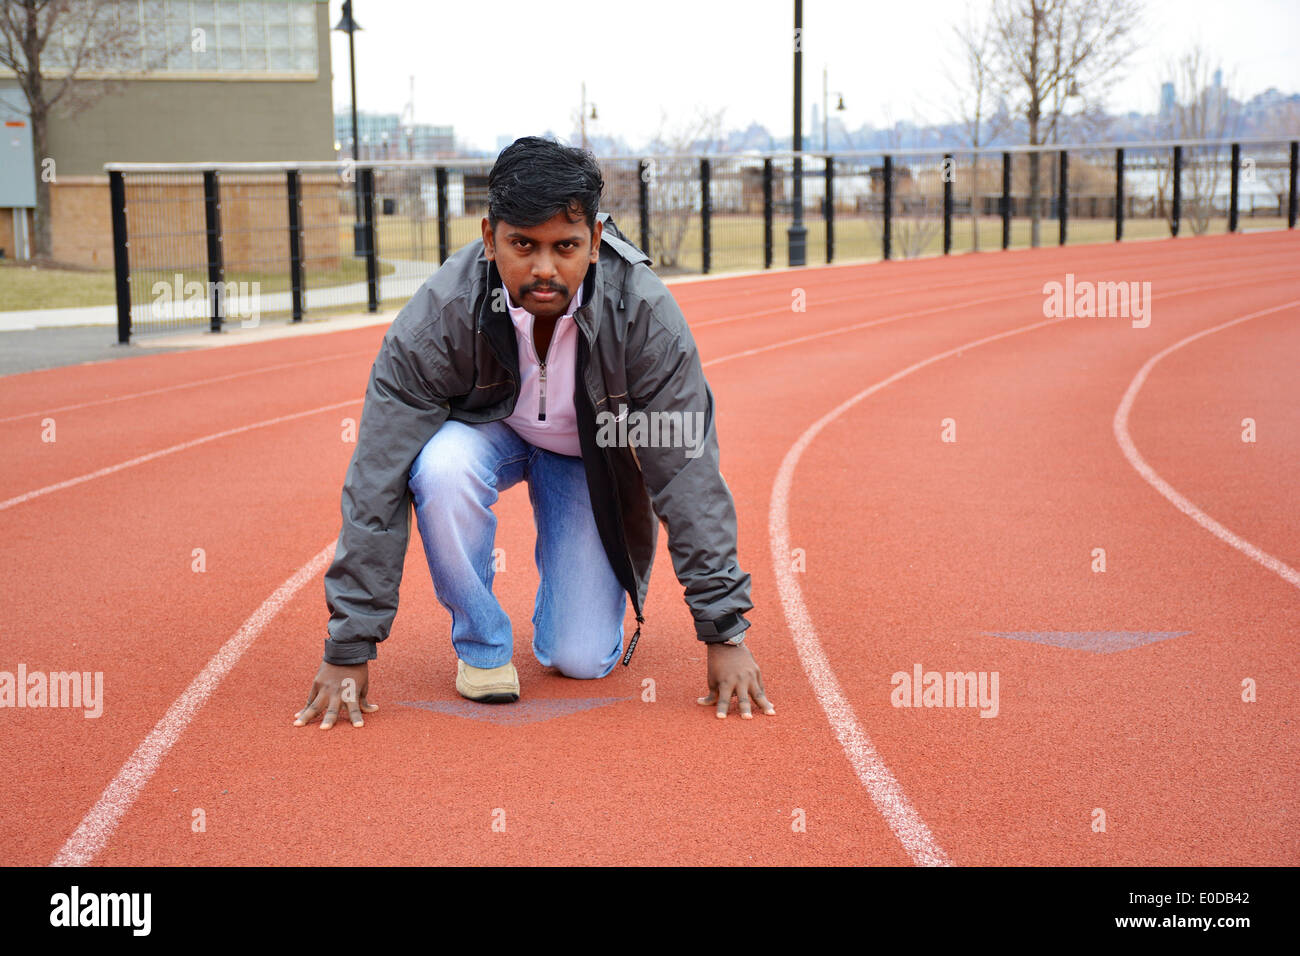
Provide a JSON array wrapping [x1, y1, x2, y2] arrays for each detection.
[[788, 0, 806, 266], [580, 82, 597, 150], [822, 66, 845, 151], [334, 1, 365, 255]]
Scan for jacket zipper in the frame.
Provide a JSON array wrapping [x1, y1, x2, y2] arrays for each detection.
[[529, 313, 548, 422]]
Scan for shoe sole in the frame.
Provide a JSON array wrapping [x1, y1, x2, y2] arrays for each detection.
[[456, 677, 519, 704], [461, 691, 519, 704]]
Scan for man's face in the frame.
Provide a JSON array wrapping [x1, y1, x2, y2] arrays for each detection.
[[482, 206, 602, 321]]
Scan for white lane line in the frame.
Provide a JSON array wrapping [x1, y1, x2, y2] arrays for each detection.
[[0, 349, 374, 425], [769, 314, 1070, 868], [702, 263, 1296, 372], [705, 290, 1040, 367], [0, 399, 360, 512], [692, 250, 1300, 330], [50, 541, 337, 866], [765, 281, 1298, 866], [1113, 298, 1300, 590]]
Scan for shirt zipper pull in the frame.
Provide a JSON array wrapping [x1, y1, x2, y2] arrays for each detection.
[[621, 611, 645, 666], [538, 363, 547, 421]]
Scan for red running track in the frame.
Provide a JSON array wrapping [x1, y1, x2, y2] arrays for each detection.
[[1, 231, 1296, 866]]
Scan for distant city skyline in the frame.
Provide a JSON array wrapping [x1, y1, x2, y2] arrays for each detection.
[[328, 0, 1300, 154]]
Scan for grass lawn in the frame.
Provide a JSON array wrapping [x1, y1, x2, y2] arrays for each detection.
[[0, 257, 395, 312]]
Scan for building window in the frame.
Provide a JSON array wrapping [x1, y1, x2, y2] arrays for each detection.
[[43, 0, 318, 76]]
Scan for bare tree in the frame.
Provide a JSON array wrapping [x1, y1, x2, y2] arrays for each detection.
[[0, 0, 170, 259], [987, 0, 1143, 246], [1256, 100, 1299, 214], [1156, 45, 1239, 234], [642, 106, 726, 271], [879, 109, 944, 259], [948, 7, 1013, 251]]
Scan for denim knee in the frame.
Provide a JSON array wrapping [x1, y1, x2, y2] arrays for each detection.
[[546, 644, 618, 680], [409, 435, 483, 506]]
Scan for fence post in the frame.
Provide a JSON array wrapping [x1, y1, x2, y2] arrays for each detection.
[[824, 156, 835, 264], [1058, 149, 1068, 246], [203, 169, 224, 333], [361, 167, 378, 312], [109, 170, 132, 344], [1290, 141, 1298, 229], [638, 159, 651, 256], [942, 153, 953, 255], [1114, 148, 1124, 242], [1001, 151, 1011, 250], [699, 157, 711, 275], [763, 158, 773, 269], [1171, 145, 1182, 236], [286, 169, 304, 323], [882, 154, 893, 261], [1229, 142, 1240, 233], [435, 166, 449, 264]]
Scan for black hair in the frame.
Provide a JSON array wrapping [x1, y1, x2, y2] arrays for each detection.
[[487, 136, 604, 236]]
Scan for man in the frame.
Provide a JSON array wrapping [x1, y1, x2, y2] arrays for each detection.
[[294, 137, 774, 730]]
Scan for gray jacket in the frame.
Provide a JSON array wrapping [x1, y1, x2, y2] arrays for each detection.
[[322, 212, 753, 666]]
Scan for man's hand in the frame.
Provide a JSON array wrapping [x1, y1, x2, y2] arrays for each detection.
[[293, 661, 378, 730], [698, 642, 776, 719]]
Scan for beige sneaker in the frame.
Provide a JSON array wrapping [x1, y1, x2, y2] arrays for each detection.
[[455, 659, 520, 703]]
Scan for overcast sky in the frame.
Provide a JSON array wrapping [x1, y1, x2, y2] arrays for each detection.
[[329, 0, 1300, 153]]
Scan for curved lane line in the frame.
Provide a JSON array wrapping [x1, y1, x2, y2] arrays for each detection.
[[0, 349, 374, 425], [51, 541, 338, 867], [770, 315, 1070, 867], [1113, 298, 1300, 590], [0, 399, 360, 512]]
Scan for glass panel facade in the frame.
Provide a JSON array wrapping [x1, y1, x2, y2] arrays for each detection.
[[42, 0, 318, 75]]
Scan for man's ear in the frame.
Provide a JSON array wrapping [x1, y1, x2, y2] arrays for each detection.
[[481, 217, 495, 259], [589, 218, 603, 263]]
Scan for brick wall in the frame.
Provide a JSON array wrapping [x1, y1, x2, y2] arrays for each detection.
[[46, 174, 340, 274]]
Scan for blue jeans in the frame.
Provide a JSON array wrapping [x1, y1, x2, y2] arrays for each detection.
[[407, 419, 627, 679]]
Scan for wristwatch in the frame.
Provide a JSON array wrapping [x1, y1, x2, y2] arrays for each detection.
[[704, 611, 748, 646]]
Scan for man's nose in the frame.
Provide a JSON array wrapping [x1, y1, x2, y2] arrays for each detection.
[[531, 252, 556, 280]]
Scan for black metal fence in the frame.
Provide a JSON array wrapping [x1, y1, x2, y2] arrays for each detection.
[[106, 136, 1299, 342]]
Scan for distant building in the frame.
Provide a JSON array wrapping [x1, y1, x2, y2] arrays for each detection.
[[332, 111, 456, 160], [0, 0, 334, 265], [1159, 82, 1176, 120]]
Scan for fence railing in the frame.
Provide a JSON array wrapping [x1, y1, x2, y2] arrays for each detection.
[[105, 136, 1299, 342]]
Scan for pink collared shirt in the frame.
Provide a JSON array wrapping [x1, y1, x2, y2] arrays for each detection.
[[501, 278, 584, 457]]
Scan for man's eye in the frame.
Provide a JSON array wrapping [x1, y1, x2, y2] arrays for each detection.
[[513, 240, 530, 249]]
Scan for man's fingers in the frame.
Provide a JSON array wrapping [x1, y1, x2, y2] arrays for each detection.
[[360, 696, 379, 713], [697, 690, 718, 706], [715, 681, 736, 719], [737, 690, 753, 719], [319, 691, 342, 731], [753, 689, 776, 715], [345, 697, 365, 728], [293, 688, 326, 727], [293, 681, 322, 724]]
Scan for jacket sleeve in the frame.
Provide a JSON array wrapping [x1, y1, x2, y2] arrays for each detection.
[[625, 290, 753, 642], [322, 295, 460, 665]]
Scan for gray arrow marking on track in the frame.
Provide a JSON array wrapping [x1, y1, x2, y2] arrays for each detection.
[[983, 631, 1191, 653], [398, 696, 629, 725]]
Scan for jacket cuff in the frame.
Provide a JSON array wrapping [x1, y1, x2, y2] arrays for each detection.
[[323, 637, 379, 666], [695, 612, 751, 643]]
